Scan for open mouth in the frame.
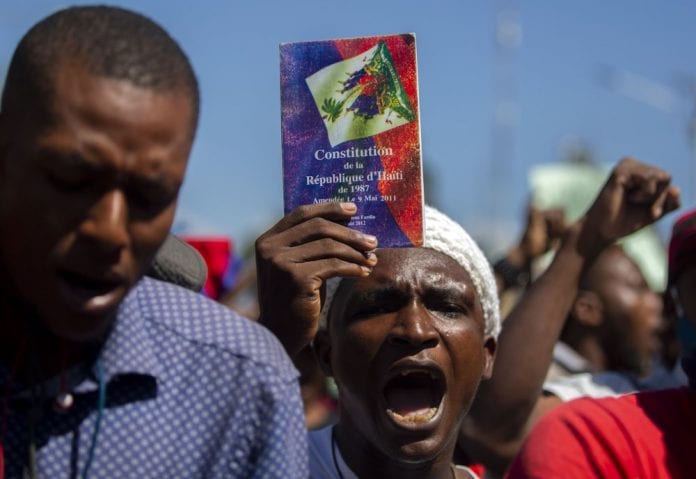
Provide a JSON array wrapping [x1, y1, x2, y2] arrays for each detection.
[[57, 270, 126, 312], [62, 270, 122, 293], [383, 368, 445, 426]]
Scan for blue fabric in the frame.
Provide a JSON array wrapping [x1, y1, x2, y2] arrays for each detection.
[[1, 277, 308, 478]]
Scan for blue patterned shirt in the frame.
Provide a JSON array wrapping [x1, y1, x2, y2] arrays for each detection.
[[1, 277, 308, 478]]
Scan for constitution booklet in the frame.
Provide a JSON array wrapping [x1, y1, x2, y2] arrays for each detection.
[[280, 33, 424, 247]]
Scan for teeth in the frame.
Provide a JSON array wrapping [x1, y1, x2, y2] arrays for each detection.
[[397, 370, 438, 380], [386, 407, 438, 424]]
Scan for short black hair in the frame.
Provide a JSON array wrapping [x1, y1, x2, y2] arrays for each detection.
[[1, 5, 199, 134]]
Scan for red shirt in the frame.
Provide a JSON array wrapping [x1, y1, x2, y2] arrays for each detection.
[[507, 388, 696, 479]]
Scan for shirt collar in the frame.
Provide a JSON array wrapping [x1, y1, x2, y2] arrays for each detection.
[[553, 341, 592, 374], [0, 279, 161, 399], [96, 277, 163, 384]]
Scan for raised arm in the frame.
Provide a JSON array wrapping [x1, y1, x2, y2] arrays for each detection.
[[255, 202, 378, 357], [460, 158, 680, 475], [493, 206, 566, 295]]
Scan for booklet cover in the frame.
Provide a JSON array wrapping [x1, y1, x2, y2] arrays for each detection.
[[280, 33, 423, 247]]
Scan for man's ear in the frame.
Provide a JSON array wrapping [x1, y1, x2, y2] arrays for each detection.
[[571, 290, 604, 327], [313, 329, 333, 378], [481, 336, 497, 380]]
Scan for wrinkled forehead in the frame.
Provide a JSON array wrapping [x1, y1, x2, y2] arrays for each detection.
[[375, 247, 474, 283], [327, 247, 479, 326]]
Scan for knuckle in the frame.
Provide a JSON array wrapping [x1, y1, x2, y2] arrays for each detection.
[[273, 253, 296, 276], [315, 238, 335, 251], [256, 240, 287, 263], [294, 204, 315, 218], [288, 267, 313, 286], [326, 258, 345, 270], [254, 235, 265, 248], [285, 204, 315, 225], [308, 217, 333, 236], [255, 238, 271, 258]]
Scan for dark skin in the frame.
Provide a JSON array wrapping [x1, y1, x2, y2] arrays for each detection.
[[570, 246, 663, 375], [495, 206, 566, 294], [256, 202, 379, 357], [480, 245, 663, 467], [314, 248, 495, 479], [257, 158, 679, 475], [0, 59, 195, 381], [458, 158, 680, 476]]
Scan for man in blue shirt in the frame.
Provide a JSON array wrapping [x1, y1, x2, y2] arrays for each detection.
[[0, 6, 306, 478]]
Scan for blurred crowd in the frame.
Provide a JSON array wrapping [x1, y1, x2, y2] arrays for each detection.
[[0, 5, 694, 479]]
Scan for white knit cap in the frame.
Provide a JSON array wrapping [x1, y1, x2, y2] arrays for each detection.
[[319, 205, 501, 339]]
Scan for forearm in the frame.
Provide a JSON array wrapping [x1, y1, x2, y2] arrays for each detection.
[[463, 158, 680, 475], [468, 221, 599, 436]]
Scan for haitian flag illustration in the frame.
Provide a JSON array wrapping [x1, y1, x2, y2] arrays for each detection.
[[280, 33, 423, 247]]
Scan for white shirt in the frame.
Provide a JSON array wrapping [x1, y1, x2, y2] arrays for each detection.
[[544, 361, 686, 402]]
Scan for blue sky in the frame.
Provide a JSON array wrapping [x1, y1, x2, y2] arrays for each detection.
[[2, 1, 695, 254]]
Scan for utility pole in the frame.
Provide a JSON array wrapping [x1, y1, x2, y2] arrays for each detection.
[[485, 0, 521, 251]]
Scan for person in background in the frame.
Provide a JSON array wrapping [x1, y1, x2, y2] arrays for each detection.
[[294, 345, 339, 431], [458, 243, 670, 476], [508, 206, 696, 479], [492, 204, 665, 386], [455, 158, 679, 477], [0, 6, 306, 478], [256, 158, 678, 478], [665, 209, 696, 369], [492, 206, 565, 316], [310, 205, 500, 479], [539, 243, 678, 398]]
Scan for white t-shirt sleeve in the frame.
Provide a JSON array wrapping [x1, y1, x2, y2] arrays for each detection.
[[543, 372, 637, 402]]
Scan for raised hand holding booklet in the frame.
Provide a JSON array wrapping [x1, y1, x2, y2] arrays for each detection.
[[280, 33, 423, 247]]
